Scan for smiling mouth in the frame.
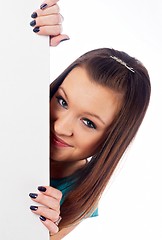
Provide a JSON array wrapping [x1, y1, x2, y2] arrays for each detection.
[[50, 132, 72, 148]]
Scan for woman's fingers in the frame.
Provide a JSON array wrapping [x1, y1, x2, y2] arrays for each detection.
[[33, 25, 62, 36], [50, 34, 70, 46], [33, 14, 62, 27], [29, 186, 62, 234], [30, 10, 62, 36], [31, 4, 60, 18], [30, 205, 60, 223], [40, 0, 59, 9], [29, 193, 60, 210], [30, 1, 69, 46], [38, 186, 62, 200], [40, 217, 59, 234], [29, 186, 62, 209]]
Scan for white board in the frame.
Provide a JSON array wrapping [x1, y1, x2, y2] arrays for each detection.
[[0, 1, 49, 239]]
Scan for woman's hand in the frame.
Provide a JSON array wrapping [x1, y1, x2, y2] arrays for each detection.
[[30, 0, 69, 46], [29, 186, 62, 235]]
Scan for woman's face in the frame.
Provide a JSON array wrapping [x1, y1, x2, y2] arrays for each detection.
[[50, 66, 122, 162]]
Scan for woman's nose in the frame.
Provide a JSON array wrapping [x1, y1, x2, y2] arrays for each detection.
[[53, 114, 74, 137]]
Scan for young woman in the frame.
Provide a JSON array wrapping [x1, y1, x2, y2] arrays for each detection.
[[29, 1, 151, 239]]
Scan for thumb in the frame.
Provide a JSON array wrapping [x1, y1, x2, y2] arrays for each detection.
[[50, 34, 70, 47]]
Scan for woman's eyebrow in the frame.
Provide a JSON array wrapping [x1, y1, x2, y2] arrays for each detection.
[[59, 87, 69, 100], [84, 112, 106, 125]]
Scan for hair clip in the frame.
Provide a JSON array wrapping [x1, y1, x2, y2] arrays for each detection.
[[110, 56, 135, 73]]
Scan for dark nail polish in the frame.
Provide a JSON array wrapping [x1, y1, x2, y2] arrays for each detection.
[[38, 186, 46, 192], [33, 27, 40, 33], [31, 12, 37, 18], [29, 193, 38, 199], [30, 20, 36, 27], [30, 205, 38, 211], [40, 3, 48, 10], [60, 38, 70, 43], [40, 215, 46, 221]]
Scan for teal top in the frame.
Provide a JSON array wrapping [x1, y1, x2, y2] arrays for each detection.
[[50, 176, 98, 218]]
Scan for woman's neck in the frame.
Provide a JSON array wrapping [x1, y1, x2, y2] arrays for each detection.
[[50, 159, 87, 179]]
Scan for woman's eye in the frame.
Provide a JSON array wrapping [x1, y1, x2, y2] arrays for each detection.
[[56, 96, 68, 109], [82, 118, 96, 129]]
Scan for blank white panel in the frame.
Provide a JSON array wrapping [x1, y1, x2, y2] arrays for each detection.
[[0, 1, 49, 239]]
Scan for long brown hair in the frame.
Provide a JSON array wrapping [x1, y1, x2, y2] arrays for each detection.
[[50, 48, 151, 229]]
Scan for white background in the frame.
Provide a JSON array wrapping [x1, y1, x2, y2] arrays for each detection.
[[0, 1, 50, 239], [50, 0, 162, 239]]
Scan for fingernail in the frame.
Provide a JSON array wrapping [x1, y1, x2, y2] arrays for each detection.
[[38, 186, 46, 192], [31, 12, 37, 18], [33, 27, 40, 33], [30, 205, 38, 211], [29, 193, 38, 199], [40, 215, 46, 221], [30, 20, 36, 27], [40, 3, 48, 10], [60, 38, 70, 43]]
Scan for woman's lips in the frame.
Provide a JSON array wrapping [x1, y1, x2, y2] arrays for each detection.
[[50, 133, 72, 148]]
